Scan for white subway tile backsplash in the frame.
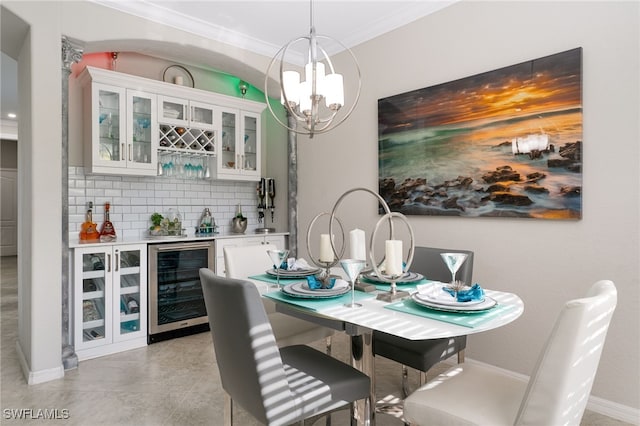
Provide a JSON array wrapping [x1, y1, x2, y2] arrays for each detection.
[[68, 166, 258, 239]]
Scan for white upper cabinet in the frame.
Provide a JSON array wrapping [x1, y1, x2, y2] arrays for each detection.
[[81, 79, 158, 176], [79, 66, 266, 181], [158, 96, 215, 131], [215, 108, 261, 181]]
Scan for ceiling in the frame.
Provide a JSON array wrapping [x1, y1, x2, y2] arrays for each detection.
[[1, 0, 456, 123]]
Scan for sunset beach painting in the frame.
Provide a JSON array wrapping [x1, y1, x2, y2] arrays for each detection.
[[378, 48, 582, 220]]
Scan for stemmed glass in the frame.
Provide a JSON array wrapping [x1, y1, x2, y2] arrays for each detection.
[[267, 249, 289, 289], [340, 258, 366, 308], [440, 252, 468, 284]]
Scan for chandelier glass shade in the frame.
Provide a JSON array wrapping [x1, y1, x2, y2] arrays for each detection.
[[264, 3, 361, 138]]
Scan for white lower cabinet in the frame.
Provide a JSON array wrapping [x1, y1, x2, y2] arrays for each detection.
[[214, 234, 287, 276], [73, 243, 147, 360]]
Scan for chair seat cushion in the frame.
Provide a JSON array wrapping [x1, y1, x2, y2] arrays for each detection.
[[373, 332, 466, 372], [269, 312, 334, 347], [281, 345, 370, 407], [403, 363, 526, 426]]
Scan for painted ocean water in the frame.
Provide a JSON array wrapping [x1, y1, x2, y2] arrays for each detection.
[[378, 109, 582, 219]]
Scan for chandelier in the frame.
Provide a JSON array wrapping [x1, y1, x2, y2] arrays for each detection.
[[264, 0, 361, 138]]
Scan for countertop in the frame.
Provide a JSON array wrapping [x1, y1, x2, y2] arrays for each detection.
[[69, 231, 289, 248]]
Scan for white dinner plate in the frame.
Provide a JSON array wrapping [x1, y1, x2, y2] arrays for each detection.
[[267, 268, 320, 278], [411, 293, 497, 313], [282, 282, 350, 299], [363, 271, 424, 284], [414, 286, 486, 307]]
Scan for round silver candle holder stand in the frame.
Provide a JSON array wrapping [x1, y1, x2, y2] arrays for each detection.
[[329, 187, 405, 295], [306, 212, 345, 287], [370, 211, 415, 302]]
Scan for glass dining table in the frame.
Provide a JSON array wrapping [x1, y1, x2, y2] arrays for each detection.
[[248, 272, 524, 425]]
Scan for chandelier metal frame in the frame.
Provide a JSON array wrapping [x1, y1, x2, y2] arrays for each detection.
[[264, 1, 362, 138]]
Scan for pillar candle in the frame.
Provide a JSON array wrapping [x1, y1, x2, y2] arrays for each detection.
[[319, 234, 334, 262], [349, 228, 366, 261], [385, 240, 403, 276], [174, 76, 184, 85]]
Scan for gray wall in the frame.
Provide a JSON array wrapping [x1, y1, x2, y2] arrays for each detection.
[[296, 0, 639, 411]]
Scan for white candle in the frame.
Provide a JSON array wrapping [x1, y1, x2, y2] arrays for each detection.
[[385, 240, 403, 276], [319, 234, 334, 262], [174, 76, 184, 85], [349, 228, 366, 261]]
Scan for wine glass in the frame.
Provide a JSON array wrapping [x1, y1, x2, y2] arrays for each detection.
[[267, 249, 289, 289], [340, 258, 366, 308], [440, 252, 468, 284]]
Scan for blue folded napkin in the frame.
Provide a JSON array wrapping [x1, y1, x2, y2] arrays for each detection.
[[305, 275, 336, 290], [443, 283, 484, 302]]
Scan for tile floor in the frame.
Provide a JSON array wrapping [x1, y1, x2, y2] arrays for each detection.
[[0, 256, 631, 425]]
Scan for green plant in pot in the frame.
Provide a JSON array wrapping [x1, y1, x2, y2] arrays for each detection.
[[231, 204, 248, 234]]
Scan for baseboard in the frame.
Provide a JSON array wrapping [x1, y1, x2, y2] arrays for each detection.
[[16, 341, 65, 385], [444, 357, 639, 425]]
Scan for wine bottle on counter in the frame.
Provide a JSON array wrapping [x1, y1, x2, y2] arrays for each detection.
[[79, 202, 99, 242], [99, 202, 117, 242]]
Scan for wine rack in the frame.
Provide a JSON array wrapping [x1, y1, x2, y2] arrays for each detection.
[[158, 124, 215, 155]]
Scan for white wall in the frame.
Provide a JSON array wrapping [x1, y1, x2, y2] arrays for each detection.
[[297, 0, 639, 414]]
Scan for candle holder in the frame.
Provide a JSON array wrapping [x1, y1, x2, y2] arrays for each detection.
[[306, 212, 345, 287], [370, 212, 415, 302]]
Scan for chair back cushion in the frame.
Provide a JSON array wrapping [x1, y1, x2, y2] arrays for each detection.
[[199, 268, 292, 424], [515, 280, 618, 426], [412, 246, 474, 285], [224, 244, 279, 278]]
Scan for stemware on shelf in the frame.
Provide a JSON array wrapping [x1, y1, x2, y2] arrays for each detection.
[[267, 249, 289, 289], [341, 258, 366, 308]]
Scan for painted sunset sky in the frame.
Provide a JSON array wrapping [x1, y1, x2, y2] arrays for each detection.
[[378, 48, 582, 133]]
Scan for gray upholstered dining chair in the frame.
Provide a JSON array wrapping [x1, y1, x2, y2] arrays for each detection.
[[199, 269, 371, 426], [224, 244, 335, 351], [403, 280, 617, 426], [373, 246, 474, 396]]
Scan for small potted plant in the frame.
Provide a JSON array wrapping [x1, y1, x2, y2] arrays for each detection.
[[231, 204, 248, 234]]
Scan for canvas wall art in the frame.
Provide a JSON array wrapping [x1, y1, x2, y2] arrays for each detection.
[[378, 48, 582, 219]]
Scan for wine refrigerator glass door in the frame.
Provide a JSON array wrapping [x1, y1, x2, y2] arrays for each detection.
[[148, 241, 214, 341]]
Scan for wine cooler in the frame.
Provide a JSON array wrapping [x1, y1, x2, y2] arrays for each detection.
[[148, 240, 214, 343]]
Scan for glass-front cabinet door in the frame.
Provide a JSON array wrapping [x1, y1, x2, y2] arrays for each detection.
[[74, 248, 113, 350], [93, 83, 126, 169], [189, 100, 215, 130], [126, 90, 157, 172], [158, 95, 189, 126], [241, 111, 260, 177], [219, 109, 238, 173], [113, 245, 147, 341]]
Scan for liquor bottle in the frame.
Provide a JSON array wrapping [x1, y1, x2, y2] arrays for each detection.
[[99, 202, 117, 242], [126, 296, 139, 314], [79, 203, 99, 241]]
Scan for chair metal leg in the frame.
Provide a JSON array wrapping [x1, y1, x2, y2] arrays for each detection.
[[401, 364, 410, 398], [224, 392, 233, 426], [457, 349, 465, 363], [419, 371, 427, 387]]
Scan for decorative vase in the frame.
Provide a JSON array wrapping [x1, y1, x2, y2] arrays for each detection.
[[231, 217, 247, 234]]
